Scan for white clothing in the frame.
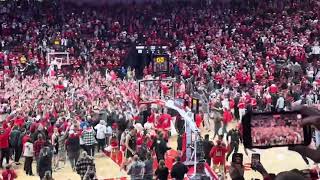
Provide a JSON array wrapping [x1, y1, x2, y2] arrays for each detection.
[[222, 99, 230, 109], [94, 123, 107, 139], [23, 142, 34, 157], [276, 97, 285, 109], [312, 45, 320, 55], [106, 126, 112, 136], [316, 130, 320, 148]]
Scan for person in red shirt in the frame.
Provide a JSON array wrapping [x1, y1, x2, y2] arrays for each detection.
[[0, 126, 11, 168], [2, 164, 17, 180], [156, 112, 172, 140], [13, 115, 24, 128], [195, 113, 203, 128], [33, 134, 45, 173], [269, 84, 278, 94], [251, 97, 257, 110], [210, 137, 228, 174], [109, 133, 120, 164]]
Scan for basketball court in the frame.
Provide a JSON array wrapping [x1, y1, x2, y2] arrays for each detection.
[[14, 153, 128, 180], [14, 129, 311, 180], [8, 77, 314, 180]]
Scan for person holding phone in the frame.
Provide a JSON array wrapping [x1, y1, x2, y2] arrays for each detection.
[[289, 106, 320, 163], [229, 162, 244, 180]]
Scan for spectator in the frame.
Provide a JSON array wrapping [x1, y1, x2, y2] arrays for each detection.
[[143, 152, 153, 180], [0, 125, 10, 169], [226, 128, 242, 161], [171, 156, 188, 180], [51, 128, 59, 172], [9, 125, 22, 165], [1, 164, 17, 180], [94, 120, 107, 153], [83, 166, 97, 180], [276, 94, 285, 112], [76, 151, 96, 180], [42, 171, 55, 180], [229, 161, 245, 180], [38, 142, 53, 180], [81, 126, 96, 157], [34, 134, 45, 174], [23, 139, 34, 176], [155, 159, 169, 180], [125, 127, 137, 159], [152, 133, 170, 163], [55, 131, 67, 170], [66, 130, 81, 171], [127, 155, 145, 180], [210, 136, 228, 174], [203, 134, 214, 166]]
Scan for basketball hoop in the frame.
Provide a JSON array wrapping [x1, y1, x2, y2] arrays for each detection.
[[138, 78, 176, 104], [46, 51, 70, 66]]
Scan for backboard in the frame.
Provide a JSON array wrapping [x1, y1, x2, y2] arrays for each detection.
[[46, 51, 70, 68], [138, 78, 176, 104]]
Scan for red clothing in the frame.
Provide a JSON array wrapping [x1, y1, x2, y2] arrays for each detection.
[[251, 98, 257, 107], [2, 169, 17, 180], [54, 84, 64, 90], [30, 122, 39, 133], [147, 113, 155, 123], [238, 101, 245, 109], [0, 128, 10, 148], [195, 114, 203, 128], [14, 117, 24, 128], [223, 110, 233, 124], [229, 99, 235, 109], [34, 139, 45, 157], [47, 125, 55, 138], [210, 144, 228, 165], [269, 84, 278, 94], [157, 114, 172, 129], [110, 138, 118, 148], [22, 135, 30, 147]]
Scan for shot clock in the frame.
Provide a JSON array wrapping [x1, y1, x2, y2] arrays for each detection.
[[152, 54, 169, 75]]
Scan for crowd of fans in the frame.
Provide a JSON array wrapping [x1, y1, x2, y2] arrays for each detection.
[[0, 0, 320, 179]]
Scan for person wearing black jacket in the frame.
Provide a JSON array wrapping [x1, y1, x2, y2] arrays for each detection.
[[10, 126, 22, 165], [66, 131, 80, 171], [155, 159, 169, 180], [152, 133, 171, 163], [38, 142, 53, 180], [226, 128, 242, 161], [202, 134, 214, 166], [171, 156, 188, 180]]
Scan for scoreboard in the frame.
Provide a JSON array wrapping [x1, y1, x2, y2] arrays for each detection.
[[136, 45, 170, 75], [152, 54, 169, 74]]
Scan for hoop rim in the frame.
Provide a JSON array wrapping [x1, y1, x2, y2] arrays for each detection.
[[138, 99, 165, 106]]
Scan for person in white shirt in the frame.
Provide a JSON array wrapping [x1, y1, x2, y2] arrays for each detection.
[[94, 120, 107, 152], [23, 139, 34, 176], [221, 97, 230, 110], [276, 94, 285, 112]]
